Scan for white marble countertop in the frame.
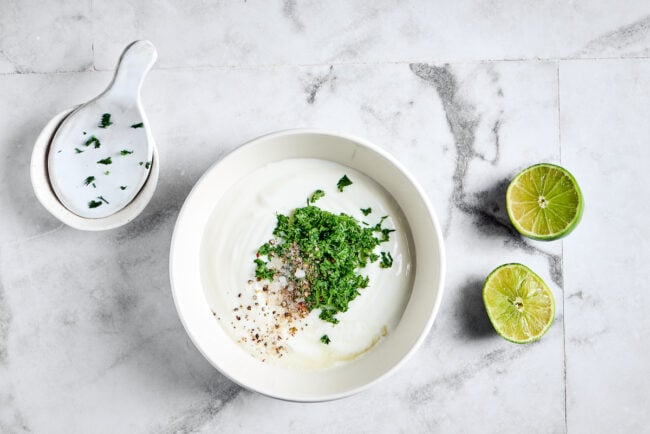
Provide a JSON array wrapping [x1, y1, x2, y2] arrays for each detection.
[[1, 1, 649, 432]]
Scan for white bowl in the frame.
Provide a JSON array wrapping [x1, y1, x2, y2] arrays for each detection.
[[170, 130, 445, 402], [30, 108, 160, 231]]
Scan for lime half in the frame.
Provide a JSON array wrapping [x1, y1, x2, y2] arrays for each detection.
[[483, 263, 555, 344], [506, 163, 583, 241]]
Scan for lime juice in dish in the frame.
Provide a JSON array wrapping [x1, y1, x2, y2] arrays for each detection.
[[201, 158, 414, 369]]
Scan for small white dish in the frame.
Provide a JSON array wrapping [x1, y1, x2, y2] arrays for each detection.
[[30, 108, 160, 231], [48, 41, 157, 219], [170, 130, 445, 402]]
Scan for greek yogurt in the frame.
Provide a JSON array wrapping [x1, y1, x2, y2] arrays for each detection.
[[201, 158, 414, 369]]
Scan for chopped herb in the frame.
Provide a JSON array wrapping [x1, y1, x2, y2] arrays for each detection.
[[254, 201, 389, 325], [144, 161, 151, 169], [131, 122, 144, 129], [138, 161, 144, 166], [99, 113, 113, 128], [57, 150, 62, 153], [369, 215, 395, 243], [85, 135, 100, 148], [372, 216, 388, 231], [88, 200, 102, 209], [254, 258, 275, 280], [83, 176, 95, 186], [104, 171, 110, 175], [380, 228, 396, 242], [369, 252, 379, 262], [92, 183, 96, 188], [320, 335, 331, 345], [83, 131, 87, 135], [336, 174, 353, 192], [361, 207, 372, 216], [379, 252, 393, 268], [308, 189, 325, 204], [97, 157, 112, 165], [97, 195, 109, 204], [120, 149, 133, 156], [75, 148, 84, 154], [120, 186, 127, 190]]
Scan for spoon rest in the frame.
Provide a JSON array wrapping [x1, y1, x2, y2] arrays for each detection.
[[48, 40, 157, 218]]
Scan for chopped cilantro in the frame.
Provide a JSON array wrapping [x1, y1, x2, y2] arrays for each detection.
[[97, 157, 112, 165], [308, 189, 325, 204], [75, 148, 84, 154], [379, 252, 393, 268], [373, 216, 388, 230], [380, 228, 396, 242], [83, 176, 95, 186], [82, 131, 87, 135], [361, 207, 372, 216], [131, 122, 144, 129], [254, 202, 391, 325], [138, 161, 144, 166], [98, 195, 109, 204], [85, 135, 100, 148], [320, 335, 331, 345], [336, 174, 353, 192], [104, 171, 110, 175], [120, 186, 127, 190], [120, 149, 133, 155], [88, 200, 102, 209], [254, 258, 275, 280], [144, 161, 151, 169], [99, 113, 113, 128]]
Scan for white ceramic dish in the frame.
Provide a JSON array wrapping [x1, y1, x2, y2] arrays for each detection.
[[170, 130, 445, 402], [30, 108, 160, 231], [48, 40, 157, 219]]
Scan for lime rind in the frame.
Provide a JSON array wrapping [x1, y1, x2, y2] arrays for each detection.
[[483, 263, 556, 344], [506, 163, 584, 241]]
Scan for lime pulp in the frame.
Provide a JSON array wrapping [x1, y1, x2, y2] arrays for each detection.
[[483, 263, 555, 344], [506, 163, 583, 241]]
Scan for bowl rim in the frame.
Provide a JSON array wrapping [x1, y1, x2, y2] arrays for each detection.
[[30, 108, 160, 231], [169, 128, 446, 402]]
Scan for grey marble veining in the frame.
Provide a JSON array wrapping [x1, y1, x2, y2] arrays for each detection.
[[3, 1, 650, 75], [409, 63, 563, 286], [574, 15, 650, 58], [0, 1, 649, 433], [89, 1, 650, 70], [560, 59, 650, 433]]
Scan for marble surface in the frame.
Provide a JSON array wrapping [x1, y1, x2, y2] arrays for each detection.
[[0, 1, 648, 432]]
